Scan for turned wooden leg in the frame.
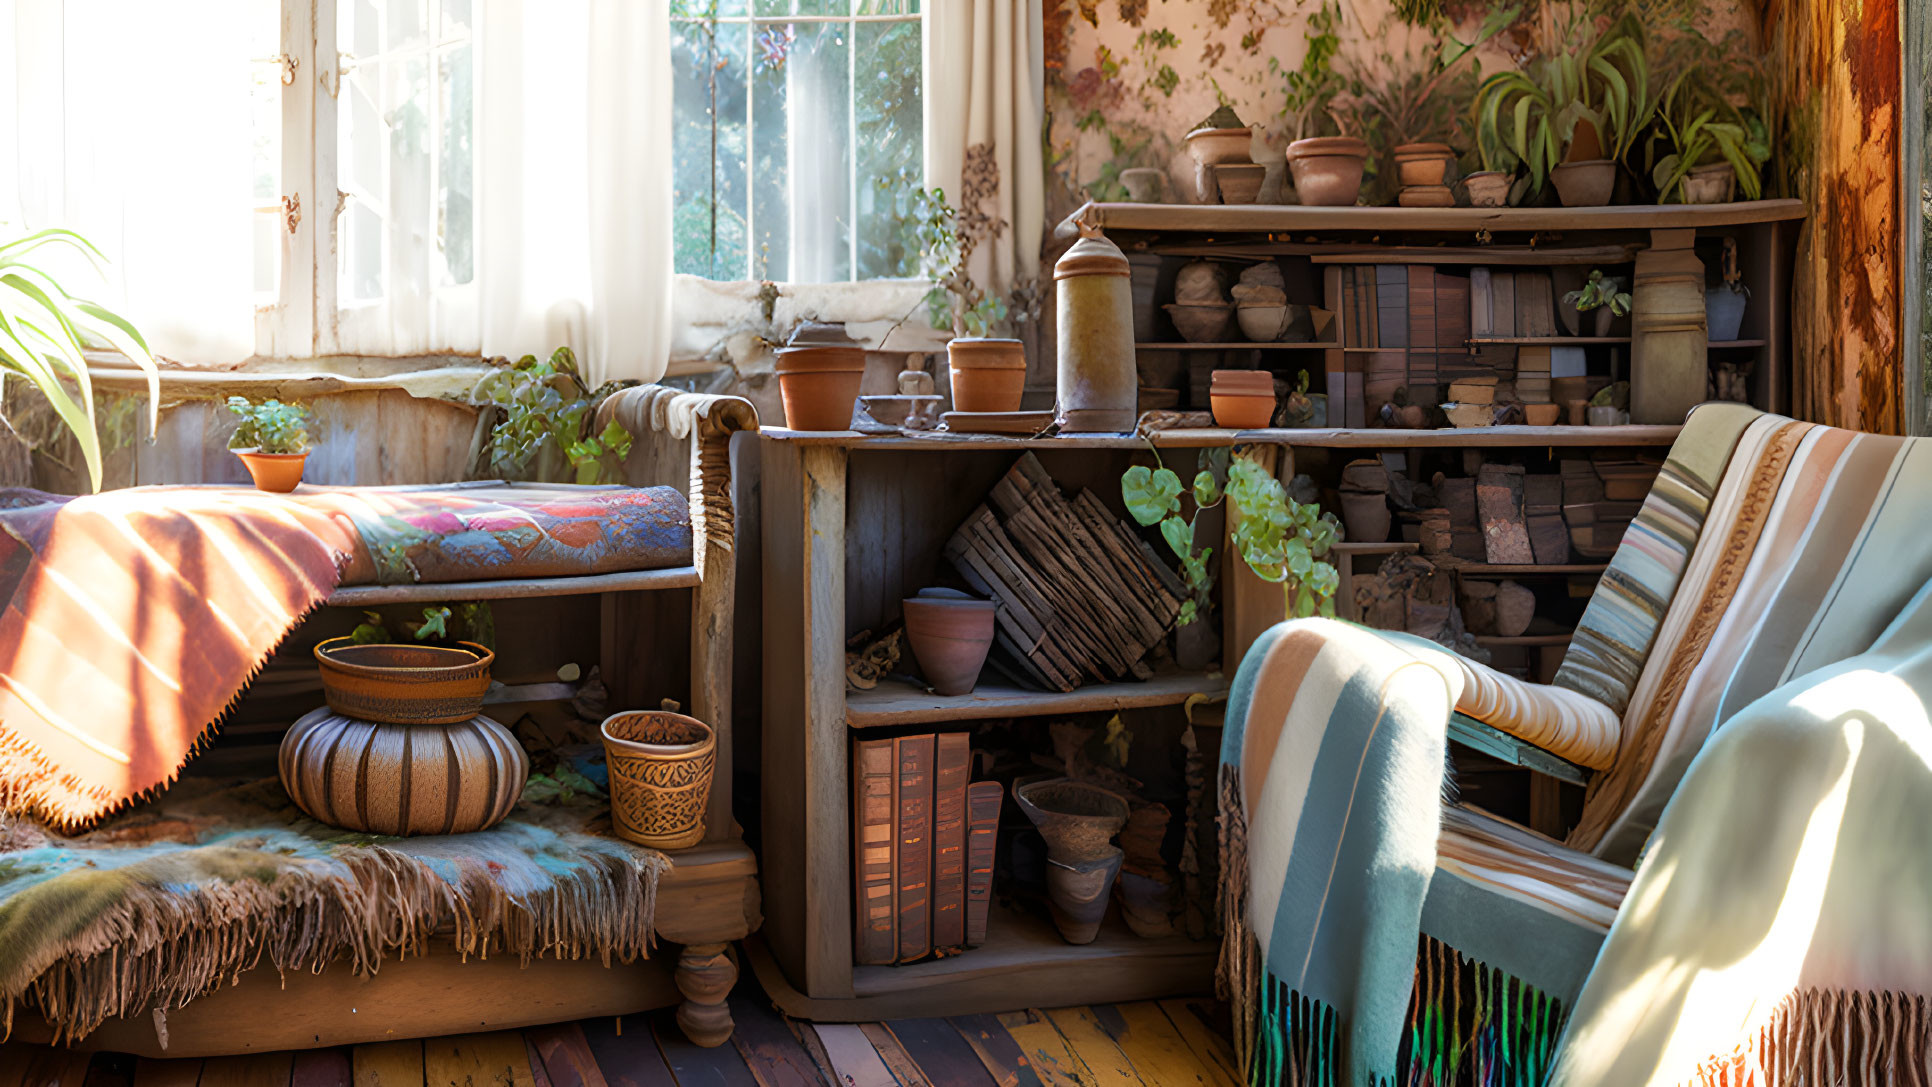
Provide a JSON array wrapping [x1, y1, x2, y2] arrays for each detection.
[[675, 942, 736, 1047]]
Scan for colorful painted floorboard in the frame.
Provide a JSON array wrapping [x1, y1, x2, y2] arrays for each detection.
[[27, 997, 1231, 1087]]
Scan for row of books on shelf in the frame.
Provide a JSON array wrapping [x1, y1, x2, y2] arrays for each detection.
[[852, 732, 1001, 965]]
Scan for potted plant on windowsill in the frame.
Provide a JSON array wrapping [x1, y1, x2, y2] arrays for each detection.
[[227, 396, 313, 492]]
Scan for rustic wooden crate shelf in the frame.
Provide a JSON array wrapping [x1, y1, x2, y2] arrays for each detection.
[[1135, 341, 1338, 351], [325, 566, 702, 605], [845, 671, 1226, 728]]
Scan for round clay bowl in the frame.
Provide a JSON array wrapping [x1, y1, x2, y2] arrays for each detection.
[[1213, 163, 1266, 204], [1339, 490, 1392, 543], [314, 637, 495, 725], [1211, 392, 1276, 429], [1184, 127, 1252, 166], [234, 449, 308, 493], [1163, 303, 1235, 343], [948, 338, 1027, 414], [1463, 171, 1511, 208], [902, 590, 996, 696], [1236, 304, 1289, 342], [775, 345, 865, 431], [1014, 778, 1130, 863], [1393, 144, 1454, 187], [1551, 159, 1615, 207], [280, 708, 527, 835], [601, 709, 717, 849], [1524, 403, 1562, 426], [1286, 137, 1368, 206]]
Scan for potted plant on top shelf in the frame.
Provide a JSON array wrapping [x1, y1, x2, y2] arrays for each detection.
[[1272, 3, 1370, 207], [227, 396, 313, 493], [1472, 10, 1653, 206], [1647, 67, 1770, 205]]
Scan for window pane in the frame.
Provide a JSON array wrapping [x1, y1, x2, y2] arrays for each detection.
[[856, 0, 918, 13], [387, 55, 431, 291], [440, 43, 474, 285], [755, 0, 850, 14], [347, 201, 385, 301], [388, 0, 427, 51], [347, 0, 381, 58], [673, 19, 750, 279], [253, 212, 280, 296], [344, 78, 385, 200], [441, 0, 471, 38], [855, 18, 922, 278], [755, 20, 851, 282]]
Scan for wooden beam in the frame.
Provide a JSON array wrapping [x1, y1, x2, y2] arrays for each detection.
[[325, 567, 701, 605]]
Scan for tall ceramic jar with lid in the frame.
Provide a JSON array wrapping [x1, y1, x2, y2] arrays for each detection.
[[1055, 218, 1138, 433]]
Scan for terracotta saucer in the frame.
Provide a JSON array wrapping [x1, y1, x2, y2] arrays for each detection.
[[941, 410, 1056, 436]]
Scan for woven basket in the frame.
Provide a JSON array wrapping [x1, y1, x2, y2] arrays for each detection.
[[314, 637, 494, 725], [601, 710, 716, 850]]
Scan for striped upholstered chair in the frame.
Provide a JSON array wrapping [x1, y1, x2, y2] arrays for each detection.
[[1221, 404, 1932, 1085]]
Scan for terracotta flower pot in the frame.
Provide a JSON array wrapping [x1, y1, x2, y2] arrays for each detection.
[[1463, 171, 1511, 207], [1551, 160, 1616, 207], [1015, 778, 1130, 863], [1045, 847, 1123, 945], [601, 709, 717, 850], [1682, 162, 1736, 204], [233, 449, 308, 493], [1183, 127, 1252, 167], [1210, 370, 1276, 429], [280, 708, 527, 836], [1392, 143, 1454, 187], [1213, 163, 1266, 204], [1339, 490, 1391, 543], [314, 637, 495, 725], [902, 588, 996, 696], [947, 338, 1027, 414], [774, 345, 865, 431], [1286, 137, 1369, 206]]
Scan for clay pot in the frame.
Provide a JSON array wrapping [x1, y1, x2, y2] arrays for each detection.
[[1463, 171, 1511, 207], [280, 708, 528, 836], [1163, 303, 1235, 343], [1682, 162, 1736, 205], [1593, 306, 1616, 338], [902, 588, 996, 696], [1524, 403, 1562, 426], [601, 709, 717, 850], [1397, 186, 1455, 208], [1116, 871, 1176, 938], [1120, 167, 1168, 203], [1045, 848, 1123, 945], [948, 338, 1027, 413], [1210, 370, 1276, 429], [1339, 490, 1391, 543], [1551, 160, 1616, 207], [1213, 163, 1266, 204], [775, 345, 865, 431], [314, 637, 495, 725], [1174, 615, 1221, 672], [1183, 127, 1253, 167], [1235, 304, 1290, 343], [1014, 778, 1130, 863], [1286, 137, 1369, 206], [1392, 143, 1454, 187], [234, 449, 307, 493]]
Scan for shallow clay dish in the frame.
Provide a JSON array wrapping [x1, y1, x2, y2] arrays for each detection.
[[315, 637, 495, 725], [941, 410, 1055, 436]]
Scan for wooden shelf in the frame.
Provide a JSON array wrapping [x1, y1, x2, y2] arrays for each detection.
[[1465, 336, 1630, 346], [1136, 341, 1338, 351], [1306, 245, 1641, 266], [749, 906, 1216, 1021], [762, 425, 1682, 450], [1331, 541, 1420, 555], [325, 566, 701, 605], [1474, 633, 1575, 647], [1450, 563, 1608, 577], [845, 671, 1225, 728], [1710, 339, 1767, 348], [1056, 198, 1807, 239]]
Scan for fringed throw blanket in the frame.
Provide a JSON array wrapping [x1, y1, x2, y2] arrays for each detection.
[[0, 777, 666, 1043]]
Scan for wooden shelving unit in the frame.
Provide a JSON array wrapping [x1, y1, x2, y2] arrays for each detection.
[[846, 671, 1226, 728]]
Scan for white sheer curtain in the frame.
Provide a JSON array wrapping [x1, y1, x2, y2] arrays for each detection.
[[477, 0, 672, 385], [925, 0, 1047, 309]]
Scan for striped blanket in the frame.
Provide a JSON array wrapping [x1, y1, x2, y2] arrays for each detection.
[[0, 482, 690, 831], [1222, 408, 1932, 1084]]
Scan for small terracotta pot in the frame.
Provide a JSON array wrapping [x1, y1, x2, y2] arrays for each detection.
[[234, 449, 308, 493], [1524, 403, 1562, 426], [1183, 127, 1253, 167], [902, 589, 996, 696], [1463, 171, 1511, 207], [1682, 162, 1736, 204], [1339, 490, 1391, 543], [1286, 137, 1369, 206], [1551, 160, 1616, 207], [1213, 163, 1266, 204], [1392, 143, 1454, 187], [1210, 370, 1276, 429], [314, 637, 495, 725], [1014, 778, 1130, 863], [948, 338, 1027, 414], [601, 710, 717, 850], [775, 345, 865, 431]]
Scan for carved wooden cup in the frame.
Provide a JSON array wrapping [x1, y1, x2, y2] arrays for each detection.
[[602, 710, 717, 850]]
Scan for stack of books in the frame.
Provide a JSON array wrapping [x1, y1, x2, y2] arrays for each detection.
[[852, 733, 1003, 965]]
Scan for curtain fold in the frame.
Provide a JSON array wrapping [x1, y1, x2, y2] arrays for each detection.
[[925, 0, 1047, 315]]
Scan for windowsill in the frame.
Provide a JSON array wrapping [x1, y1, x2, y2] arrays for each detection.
[[670, 276, 952, 374]]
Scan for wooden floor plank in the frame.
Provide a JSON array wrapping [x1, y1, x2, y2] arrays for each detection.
[[857, 1024, 930, 1087], [1091, 1005, 1227, 1087], [1154, 1000, 1240, 1086], [1040, 1009, 1141, 1087], [882, 1020, 993, 1087], [199, 1053, 295, 1087], [808, 1025, 897, 1087], [130, 1059, 203, 1087], [726, 994, 825, 1087], [424, 1032, 537, 1087], [578, 1016, 677, 1087], [526, 1024, 611, 1087], [945, 1015, 1042, 1087], [291, 1049, 353, 1087], [781, 1021, 838, 1087], [990, 1013, 1091, 1087], [18, 1049, 94, 1087], [352, 1040, 424, 1087], [82, 1053, 135, 1087], [649, 1008, 759, 1087], [523, 1037, 556, 1087]]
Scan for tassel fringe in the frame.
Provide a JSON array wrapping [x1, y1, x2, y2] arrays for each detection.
[[1685, 989, 1932, 1087]]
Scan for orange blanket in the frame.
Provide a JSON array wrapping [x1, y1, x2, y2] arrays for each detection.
[[0, 488, 354, 830]]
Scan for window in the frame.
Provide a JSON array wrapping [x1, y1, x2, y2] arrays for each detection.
[[251, 0, 477, 357], [670, 1, 923, 284]]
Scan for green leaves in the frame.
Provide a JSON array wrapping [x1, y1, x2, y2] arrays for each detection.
[[226, 396, 312, 455], [472, 346, 635, 484], [0, 228, 159, 492], [1122, 464, 1183, 526], [1226, 455, 1343, 620], [1470, 13, 1654, 193]]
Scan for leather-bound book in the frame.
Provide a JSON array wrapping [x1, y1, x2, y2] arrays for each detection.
[[894, 733, 935, 962], [930, 733, 970, 951], [851, 737, 897, 965], [965, 780, 1004, 947]]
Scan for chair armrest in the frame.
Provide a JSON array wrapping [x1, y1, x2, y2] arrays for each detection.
[[1440, 653, 1620, 771], [597, 386, 758, 571]]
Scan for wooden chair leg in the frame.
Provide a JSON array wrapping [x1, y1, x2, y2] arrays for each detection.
[[674, 942, 737, 1047]]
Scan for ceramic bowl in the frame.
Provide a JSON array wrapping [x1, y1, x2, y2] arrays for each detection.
[[1183, 127, 1253, 166], [1213, 163, 1266, 204], [1163, 303, 1235, 343], [902, 588, 996, 695], [1236, 304, 1289, 342], [314, 637, 495, 725]]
